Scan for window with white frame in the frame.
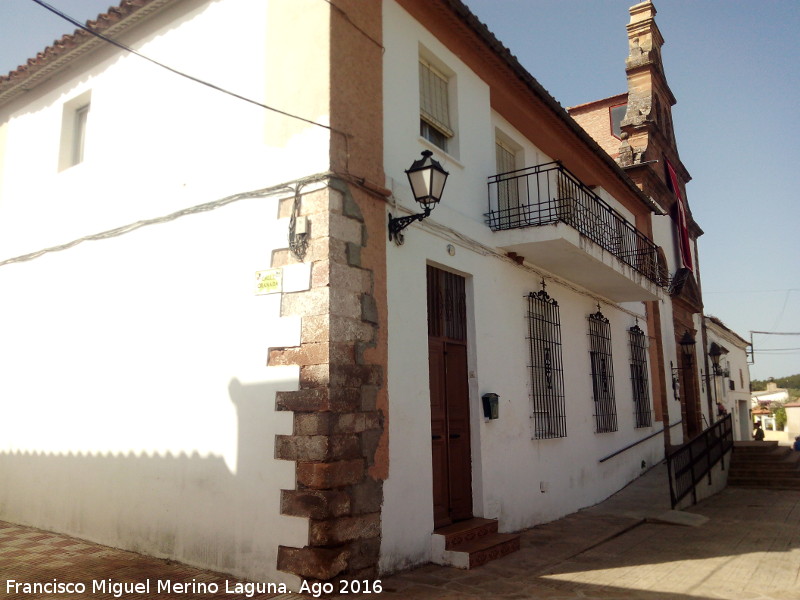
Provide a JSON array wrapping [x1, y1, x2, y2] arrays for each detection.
[[495, 139, 519, 224], [58, 90, 91, 170], [419, 59, 453, 152]]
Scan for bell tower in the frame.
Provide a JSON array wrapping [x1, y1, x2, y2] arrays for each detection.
[[618, 1, 678, 169]]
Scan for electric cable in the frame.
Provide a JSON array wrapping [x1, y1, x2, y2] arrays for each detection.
[[30, 0, 348, 138]]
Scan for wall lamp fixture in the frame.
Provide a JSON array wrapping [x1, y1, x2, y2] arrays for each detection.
[[670, 330, 696, 399], [389, 150, 449, 245], [708, 342, 723, 377]]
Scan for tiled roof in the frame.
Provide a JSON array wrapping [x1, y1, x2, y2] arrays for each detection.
[[0, 0, 175, 106]]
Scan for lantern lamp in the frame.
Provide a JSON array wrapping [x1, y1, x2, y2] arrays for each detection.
[[388, 150, 449, 244]]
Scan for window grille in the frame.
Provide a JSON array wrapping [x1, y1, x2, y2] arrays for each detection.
[[527, 288, 566, 439], [628, 324, 652, 428], [588, 308, 617, 433], [427, 265, 466, 341], [419, 60, 453, 150]]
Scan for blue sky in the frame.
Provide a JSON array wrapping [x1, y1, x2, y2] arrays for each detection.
[[1, 0, 798, 380]]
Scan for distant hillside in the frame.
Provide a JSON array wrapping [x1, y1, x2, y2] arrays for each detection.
[[751, 374, 800, 400]]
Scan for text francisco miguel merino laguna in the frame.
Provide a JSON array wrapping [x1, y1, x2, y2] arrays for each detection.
[[5, 578, 384, 598]]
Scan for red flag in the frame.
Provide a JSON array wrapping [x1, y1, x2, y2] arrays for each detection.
[[666, 159, 693, 272]]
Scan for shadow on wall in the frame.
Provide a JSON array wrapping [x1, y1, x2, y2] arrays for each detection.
[[0, 377, 297, 581]]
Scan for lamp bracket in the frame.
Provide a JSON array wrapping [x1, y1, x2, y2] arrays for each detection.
[[388, 206, 432, 245]]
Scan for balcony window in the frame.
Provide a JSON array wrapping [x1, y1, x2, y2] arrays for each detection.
[[495, 140, 519, 227]]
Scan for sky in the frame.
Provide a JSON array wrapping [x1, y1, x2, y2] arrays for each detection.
[[0, 0, 798, 380]]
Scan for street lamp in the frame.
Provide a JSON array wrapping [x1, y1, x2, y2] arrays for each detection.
[[709, 342, 723, 377], [388, 150, 449, 244], [671, 330, 696, 399]]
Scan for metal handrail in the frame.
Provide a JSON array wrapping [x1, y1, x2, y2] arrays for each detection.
[[666, 414, 733, 508], [486, 161, 668, 287]]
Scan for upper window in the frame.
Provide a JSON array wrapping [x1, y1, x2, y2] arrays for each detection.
[[610, 103, 626, 139], [72, 104, 89, 165], [495, 138, 520, 226], [419, 60, 453, 152], [58, 90, 91, 170]]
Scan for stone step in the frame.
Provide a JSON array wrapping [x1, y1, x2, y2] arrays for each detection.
[[733, 448, 795, 460], [434, 517, 499, 550], [730, 465, 800, 477], [444, 532, 521, 569], [728, 477, 800, 490], [431, 517, 520, 570]]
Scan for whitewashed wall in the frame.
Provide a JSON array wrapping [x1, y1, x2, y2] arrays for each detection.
[[0, 0, 332, 585], [705, 320, 752, 441], [381, 0, 664, 573]]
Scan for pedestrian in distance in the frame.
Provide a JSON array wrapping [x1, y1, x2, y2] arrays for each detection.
[[753, 421, 765, 441], [793, 436, 800, 451]]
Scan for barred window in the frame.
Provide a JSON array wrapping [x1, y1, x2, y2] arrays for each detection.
[[527, 289, 566, 439], [588, 308, 617, 433], [419, 60, 453, 151], [628, 324, 652, 428]]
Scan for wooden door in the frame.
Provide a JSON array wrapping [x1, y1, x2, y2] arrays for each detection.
[[427, 266, 472, 528]]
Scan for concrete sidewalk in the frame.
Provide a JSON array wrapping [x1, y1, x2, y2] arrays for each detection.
[[353, 463, 800, 599], [2, 463, 799, 600]]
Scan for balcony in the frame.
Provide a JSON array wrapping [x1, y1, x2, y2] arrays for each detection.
[[485, 162, 667, 302]]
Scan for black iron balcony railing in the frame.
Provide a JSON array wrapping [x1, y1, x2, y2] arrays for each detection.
[[486, 162, 667, 287]]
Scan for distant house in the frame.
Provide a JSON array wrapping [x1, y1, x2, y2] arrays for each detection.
[[752, 382, 790, 405]]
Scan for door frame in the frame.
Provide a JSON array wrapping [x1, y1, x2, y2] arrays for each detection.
[[425, 263, 482, 528]]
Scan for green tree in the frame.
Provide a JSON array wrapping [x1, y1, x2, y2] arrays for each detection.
[[770, 402, 787, 431]]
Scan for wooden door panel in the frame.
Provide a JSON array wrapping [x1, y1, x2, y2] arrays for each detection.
[[427, 266, 472, 526], [444, 342, 472, 521], [429, 339, 451, 528]]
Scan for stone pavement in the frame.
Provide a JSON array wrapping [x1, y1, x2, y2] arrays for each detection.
[[2, 462, 800, 600], [348, 463, 800, 600]]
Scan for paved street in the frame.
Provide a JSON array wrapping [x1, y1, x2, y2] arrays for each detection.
[[2, 462, 799, 600]]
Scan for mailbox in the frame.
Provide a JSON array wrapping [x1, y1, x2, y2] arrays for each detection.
[[482, 393, 499, 420]]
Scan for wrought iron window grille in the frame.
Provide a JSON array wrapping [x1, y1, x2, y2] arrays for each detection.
[[588, 307, 618, 433], [526, 283, 567, 439], [486, 161, 667, 288], [628, 323, 653, 428]]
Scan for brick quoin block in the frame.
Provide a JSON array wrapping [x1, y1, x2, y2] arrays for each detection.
[[281, 489, 351, 520], [345, 536, 382, 573], [276, 389, 331, 412], [277, 545, 349, 581], [348, 478, 383, 515], [268, 343, 355, 367], [308, 513, 381, 546], [297, 460, 365, 489], [275, 434, 362, 462]]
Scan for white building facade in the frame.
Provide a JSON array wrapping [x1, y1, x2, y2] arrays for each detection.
[[704, 316, 752, 441], [0, 0, 716, 586]]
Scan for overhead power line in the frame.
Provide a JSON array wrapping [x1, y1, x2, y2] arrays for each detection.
[[30, 0, 347, 137]]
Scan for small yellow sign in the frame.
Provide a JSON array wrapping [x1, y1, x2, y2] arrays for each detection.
[[255, 269, 282, 295]]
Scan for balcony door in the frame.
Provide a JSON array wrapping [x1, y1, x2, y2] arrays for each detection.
[[427, 266, 472, 528]]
